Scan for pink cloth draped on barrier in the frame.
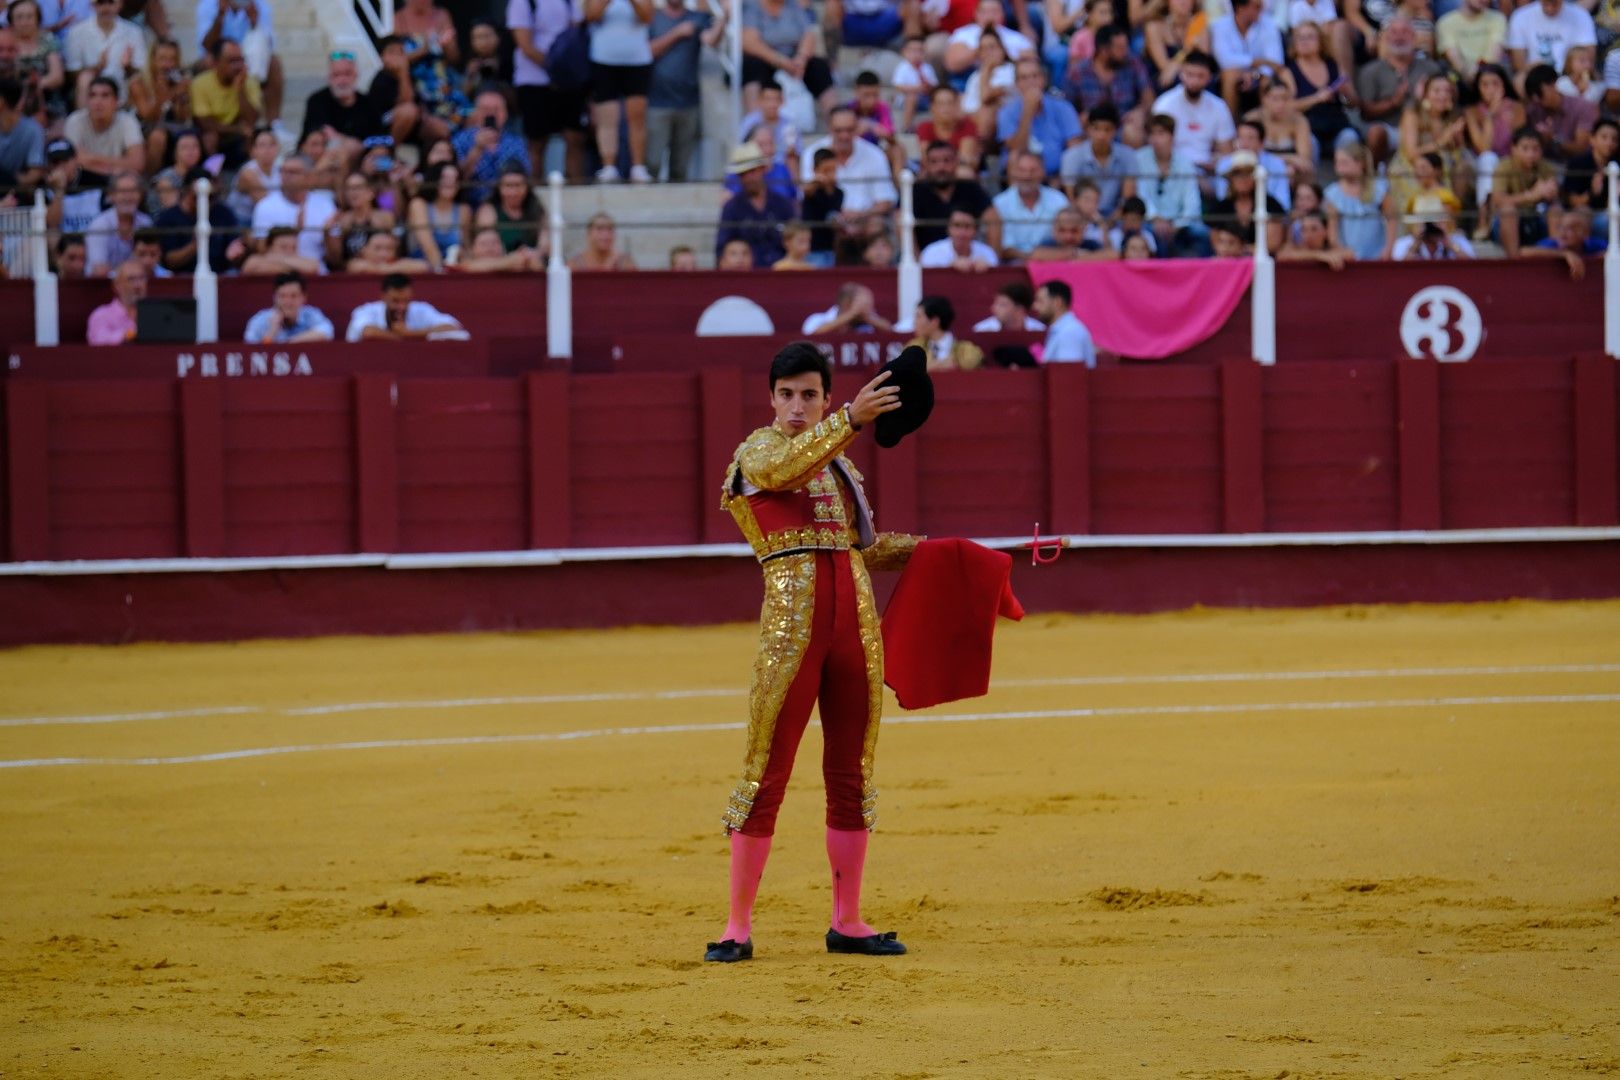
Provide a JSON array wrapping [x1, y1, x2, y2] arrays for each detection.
[[1026, 259, 1253, 359]]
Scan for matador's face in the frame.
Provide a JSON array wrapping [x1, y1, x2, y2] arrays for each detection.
[[771, 372, 828, 435]]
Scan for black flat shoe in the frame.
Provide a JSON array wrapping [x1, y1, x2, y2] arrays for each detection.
[[826, 929, 907, 955], [704, 938, 753, 963]]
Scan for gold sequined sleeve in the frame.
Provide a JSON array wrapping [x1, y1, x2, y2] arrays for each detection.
[[736, 408, 859, 493], [861, 532, 922, 572]]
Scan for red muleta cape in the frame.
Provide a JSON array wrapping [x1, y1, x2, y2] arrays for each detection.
[[880, 538, 1025, 710]]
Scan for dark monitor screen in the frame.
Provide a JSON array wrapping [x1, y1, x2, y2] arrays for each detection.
[[135, 297, 197, 344]]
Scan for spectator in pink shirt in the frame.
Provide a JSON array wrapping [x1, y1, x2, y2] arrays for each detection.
[[86, 258, 146, 344]]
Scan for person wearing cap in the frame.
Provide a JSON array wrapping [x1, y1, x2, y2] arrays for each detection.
[[1208, 149, 1285, 253], [153, 165, 238, 273], [721, 125, 796, 204], [715, 139, 797, 268], [1392, 193, 1475, 260], [42, 137, 104, 237], [707, 341, 917, 965], [1213, 119, 1291, 209], [85, 258, 145, 345]]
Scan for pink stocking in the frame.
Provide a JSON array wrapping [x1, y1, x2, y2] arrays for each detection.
[[826, 827, 878, 937], [721, 831, 772, 943]]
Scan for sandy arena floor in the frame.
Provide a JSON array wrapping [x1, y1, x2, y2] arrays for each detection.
[[1, 600, 1618, 1079]]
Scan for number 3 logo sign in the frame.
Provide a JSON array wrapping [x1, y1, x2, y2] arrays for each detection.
[[1400, 285, 1484, 361]]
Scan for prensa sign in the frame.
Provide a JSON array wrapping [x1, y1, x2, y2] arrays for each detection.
[[176, 351, 316, 378]]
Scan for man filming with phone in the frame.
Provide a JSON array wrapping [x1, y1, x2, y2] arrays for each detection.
[[450, 87, 529, 204]]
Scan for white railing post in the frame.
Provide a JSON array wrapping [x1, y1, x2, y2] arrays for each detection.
[[729, 0, 743, 150], [897, 168, 921, 324], [546, 172, 572, 360], [193, 177, 218, 344], [1605, 161, 1618, 361], [1251, 165, 1276, 366], [30, 188, 59, 347]]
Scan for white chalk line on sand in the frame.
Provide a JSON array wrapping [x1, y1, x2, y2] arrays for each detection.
[[3, 662, 1619, 731], [2, 692, 1616, 771]]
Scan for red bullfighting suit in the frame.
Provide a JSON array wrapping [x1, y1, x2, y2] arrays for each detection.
[[719, 405, 918, 839]]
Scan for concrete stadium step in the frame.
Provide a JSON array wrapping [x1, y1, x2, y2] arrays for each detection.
[[555, 180, 728, 268]]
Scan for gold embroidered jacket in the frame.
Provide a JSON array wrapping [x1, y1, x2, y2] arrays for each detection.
[[718, 407, 918, 831]]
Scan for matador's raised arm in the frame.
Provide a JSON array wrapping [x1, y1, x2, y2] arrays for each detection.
[[733, 407, 859, 493]]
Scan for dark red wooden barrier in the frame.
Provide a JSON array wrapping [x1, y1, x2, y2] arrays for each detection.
[[2, 259, 1600, 364], [4, 357, 1617, 566]]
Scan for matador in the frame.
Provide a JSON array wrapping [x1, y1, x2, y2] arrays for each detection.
[[704, 342, 918, 963]]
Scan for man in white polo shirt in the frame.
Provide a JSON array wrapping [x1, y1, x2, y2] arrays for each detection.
[[249, 153, 336, 268], [800, 105, 896, 214], [800, 105, 895, 258], [919, 208, 999, 269], [1150, 49, 1233, 177], [1209, 0, 1285, 116]]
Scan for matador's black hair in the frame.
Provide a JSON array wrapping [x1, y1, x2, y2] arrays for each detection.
[[770, 341, 832, 394]]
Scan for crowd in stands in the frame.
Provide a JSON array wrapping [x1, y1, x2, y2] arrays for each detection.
[[708, 0, 1614, 275], [0, 0, 1613, 303]]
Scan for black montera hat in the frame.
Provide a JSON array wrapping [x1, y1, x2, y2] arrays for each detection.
[[873, 345, 934, 449]]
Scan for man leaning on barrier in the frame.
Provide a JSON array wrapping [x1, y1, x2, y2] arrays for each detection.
[[244, 271, 335, 344]]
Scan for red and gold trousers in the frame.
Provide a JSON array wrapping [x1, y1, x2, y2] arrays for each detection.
[[721, 548, 884, 837]]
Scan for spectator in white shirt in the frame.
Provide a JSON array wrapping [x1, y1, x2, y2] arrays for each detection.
[[1504, 0, 1595, 75], [346, 273, 468, 341], [892, 35, 938, 132], [1210, 0, 1285, 118], [250, 153, 337, 268], [1033, 279, 1096, 366], [62, 0, 144, 106], [802, 281, 895, 334], [972, 280, 1046, 332], [799, 105, 895, 254], [919, 208, 999, 269], [988, 149, 1069, 261], [1150, 50, 1234, 174], [943, 0, 1033, 76]]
